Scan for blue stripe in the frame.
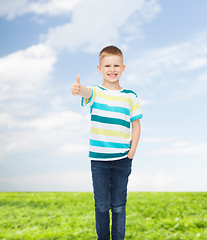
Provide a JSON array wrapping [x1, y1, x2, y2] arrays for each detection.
[[90, 139, 130, 149], [130, 114, 143, 122], [93, 102, 130, 116], [89, 150, 129, 159]]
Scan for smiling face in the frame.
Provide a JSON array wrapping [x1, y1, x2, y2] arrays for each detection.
[[97, 55, 125, 87]]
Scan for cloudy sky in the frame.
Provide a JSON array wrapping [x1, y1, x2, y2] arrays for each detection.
[[0, 0, 207, 191]]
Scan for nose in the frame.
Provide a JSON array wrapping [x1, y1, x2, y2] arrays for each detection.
[[109, 66, 115, 71]]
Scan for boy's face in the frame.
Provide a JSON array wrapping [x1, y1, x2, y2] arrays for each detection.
[[97, 55, 125, 84]]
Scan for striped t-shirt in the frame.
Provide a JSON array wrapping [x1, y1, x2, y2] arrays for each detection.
[[81, 85, 143, 161]]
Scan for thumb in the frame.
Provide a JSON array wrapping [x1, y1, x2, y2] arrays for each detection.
[[77, 74, 80, 84]]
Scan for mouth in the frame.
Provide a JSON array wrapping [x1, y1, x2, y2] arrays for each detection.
[[108, 73, 117, 78]]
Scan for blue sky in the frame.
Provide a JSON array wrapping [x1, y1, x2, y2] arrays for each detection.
[[0, 0, 207, 191]]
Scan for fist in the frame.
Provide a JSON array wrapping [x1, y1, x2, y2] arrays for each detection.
[[71, 75, 81, 95]]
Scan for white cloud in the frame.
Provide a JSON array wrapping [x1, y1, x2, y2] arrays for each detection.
[[0, 171, 92, 191], [127, 35, 207, 85], [183, 57, 207, 71], [126, 33, 207, 101], [142, 136, 173, 143], [129, 172, 175, 191], [149, 141, 207, 156], [1, 170, 207, 191], [28, 0, 83, 16], [23, 111, 90, 131], [0, 0, 83, 20], [59, 144, 88, 155], [0, 110, 90, 155], [129, 171, 207, 191], [0, 44, 56, 100], [0, 113, 16, 129], [0, 0, 27, 20], [171, 141, 190, 148], [45, 0, 160, 53], [190, 71, 207, 95]]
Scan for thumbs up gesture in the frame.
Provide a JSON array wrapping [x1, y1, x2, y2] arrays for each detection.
[[71, 75, 81, 95]]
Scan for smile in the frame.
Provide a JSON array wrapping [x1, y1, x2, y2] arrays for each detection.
[[108, 74, 117, 77]]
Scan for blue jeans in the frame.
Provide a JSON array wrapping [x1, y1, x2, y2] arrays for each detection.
[[91, 157, 132, 240]]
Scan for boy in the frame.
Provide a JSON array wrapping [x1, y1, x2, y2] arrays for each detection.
[[71, 46, 143, 240]]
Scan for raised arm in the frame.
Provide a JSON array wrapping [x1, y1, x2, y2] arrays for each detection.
[[71, 75, 92, 99]]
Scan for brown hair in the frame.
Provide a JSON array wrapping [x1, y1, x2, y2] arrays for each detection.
[[99, 45, 123, 64]]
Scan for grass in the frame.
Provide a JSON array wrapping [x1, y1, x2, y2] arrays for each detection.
[[126, 192, 207, 240], [0, 192, 207, 239]]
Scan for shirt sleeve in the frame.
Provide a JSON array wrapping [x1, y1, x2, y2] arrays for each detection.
[[81, 86, 96, 107], [130, 94, 143, 122]]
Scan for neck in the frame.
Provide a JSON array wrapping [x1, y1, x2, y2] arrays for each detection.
[[102, 80, 122, 90]]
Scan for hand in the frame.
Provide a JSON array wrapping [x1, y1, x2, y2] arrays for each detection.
[[71, 75, 81, 95], [128, 150, 134, 160]]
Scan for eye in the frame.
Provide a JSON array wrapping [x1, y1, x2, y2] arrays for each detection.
[[105, 65, 110, 67], [114, 65, 120, 67]]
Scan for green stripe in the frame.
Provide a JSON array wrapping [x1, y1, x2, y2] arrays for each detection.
[[91, 115, 130, 128], [90, 139, 130, 149], [89, 150, 129, 159], [121, 89, 137, 97], [97, 86, 106, 91]]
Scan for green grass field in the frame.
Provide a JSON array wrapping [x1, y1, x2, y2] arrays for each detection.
[[0, 192, 207, 239]]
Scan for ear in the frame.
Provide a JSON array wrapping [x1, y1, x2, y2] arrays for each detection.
[[97, 65, 102, 73], [122, 65, 126, 72]]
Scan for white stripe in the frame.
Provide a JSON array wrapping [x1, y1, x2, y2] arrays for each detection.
[[89, 146, 129, 154], [95, 96, 131, 108], [97, 88, 130, 96], [90, 155, 128, 161], [82, 94, 95, 107], [131, 108, 143, 117], [96, 88, 134, 98]]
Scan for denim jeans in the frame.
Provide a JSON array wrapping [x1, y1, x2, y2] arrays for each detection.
[[91, 157, 132, 240]]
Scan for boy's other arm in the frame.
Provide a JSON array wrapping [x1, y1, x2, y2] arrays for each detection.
[[71, 75, 92, 99], [128, 119, 141, 159]]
